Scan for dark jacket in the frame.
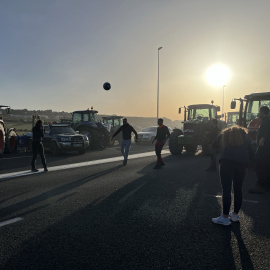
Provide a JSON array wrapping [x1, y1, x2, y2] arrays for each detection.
[[32, 125, 44, 142], [154, 125, 170, 142], [219, 135, 254, 166], [112, 123, 138, 140], [257, 116, 270, 148]]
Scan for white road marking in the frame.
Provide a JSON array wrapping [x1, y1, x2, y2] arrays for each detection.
[[0, 217, 23, 227], [0, 150, 170, 181], [1, 156, 31, 160]]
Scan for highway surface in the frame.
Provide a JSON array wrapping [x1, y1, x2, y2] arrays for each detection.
[[1, 143, 270, 269]]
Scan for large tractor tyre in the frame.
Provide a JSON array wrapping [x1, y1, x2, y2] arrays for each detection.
[[78, 127, 94, 149], [184, 144, 198, 153], [51, 142, 61, 155], [169, 130, 183, 155], [0, 124, 5, 156], [101, 128, 111, 147], [78, 127, 104, 150], [5, 129, 17, 153]]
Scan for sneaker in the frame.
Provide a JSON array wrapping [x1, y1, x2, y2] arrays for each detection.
[[248, 185, 265, 194], [31, 169, 39, 172], [44, 168, 48, 172], [123, 160, 127, 166], [153, 165, 161, 169], [229, 212, 239, 222], [212, 215, 231, 226]]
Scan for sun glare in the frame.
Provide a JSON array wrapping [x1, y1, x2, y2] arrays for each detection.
[[206, 64, 230, 87]]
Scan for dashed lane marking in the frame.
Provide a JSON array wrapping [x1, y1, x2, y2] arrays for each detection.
[[0, 150, 170, 181], [0, 217, 23, 227]]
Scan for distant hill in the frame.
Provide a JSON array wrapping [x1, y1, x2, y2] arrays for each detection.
[[4, 109, 182, 131]]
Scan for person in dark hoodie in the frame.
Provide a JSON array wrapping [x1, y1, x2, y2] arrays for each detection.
[[248, 106, 270, 194], [212, 126, 253, 226], [31, 119, 48, 172], [112, 118, 138, 166], [152, 118, 170, 169]]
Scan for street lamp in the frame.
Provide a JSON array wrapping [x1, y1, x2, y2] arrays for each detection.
[[157, 46, 163, 121], [222, 85, 226, 120]]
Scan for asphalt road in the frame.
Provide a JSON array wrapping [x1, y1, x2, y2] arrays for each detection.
[[1, 144, 270, 270]]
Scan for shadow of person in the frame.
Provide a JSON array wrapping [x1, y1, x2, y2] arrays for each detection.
[[231, 222, 255, 270]]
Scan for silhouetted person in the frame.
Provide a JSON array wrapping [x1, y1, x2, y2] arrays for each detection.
[[31, 120, 48, 172], [206, 119, 221, 172], [212, 126, 252, 226], [249, 106, 270, 193], [152, 118, 170, 169], [112, 118, 138, 166]]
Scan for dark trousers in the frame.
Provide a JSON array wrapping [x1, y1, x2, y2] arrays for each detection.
[[255, 147, 270, 188], [31, 141, 46, 169], [219, 160, 247, 215], [155, 141, 165, 166]]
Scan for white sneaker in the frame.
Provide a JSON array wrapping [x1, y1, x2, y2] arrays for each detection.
[[212, 215, 231, 226], [229, 212, 239, 222]]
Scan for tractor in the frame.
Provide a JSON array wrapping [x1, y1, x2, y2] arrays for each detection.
[[70, 107, 110, 149], [169, 104, 226, 155], [226, 112, 240, 126], [231, 92, 270, 151], [0, 105, 17, 156], [102, 115, 123, 145]]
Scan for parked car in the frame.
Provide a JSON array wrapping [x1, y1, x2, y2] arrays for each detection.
[[28, 123, 89, 155], [136, 126, 172, 143]]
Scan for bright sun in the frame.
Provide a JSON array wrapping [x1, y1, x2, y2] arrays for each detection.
[[206, 64, 230, 86]]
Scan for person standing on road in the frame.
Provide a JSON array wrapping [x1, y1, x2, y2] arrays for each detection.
[[206, 119, 221, 172], [31, 119, 48, 172], [249, 106, 270, 194], [152, 118, 170, 169], [111, 118, 138, 166], [212, 126, 253, 226]]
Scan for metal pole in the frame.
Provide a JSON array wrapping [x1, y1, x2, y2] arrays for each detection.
[[222, 85, 226, 120], [157, 47, 162, 121]]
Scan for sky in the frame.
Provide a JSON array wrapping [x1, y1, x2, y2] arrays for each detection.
[[1, 0, 270, 120]]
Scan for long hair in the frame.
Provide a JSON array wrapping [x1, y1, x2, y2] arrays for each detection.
[[35, 119, 43, 128], [221, 126, 248, 148]]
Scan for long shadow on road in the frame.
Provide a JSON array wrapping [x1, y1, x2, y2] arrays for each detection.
[[2, 154, 257, 269]]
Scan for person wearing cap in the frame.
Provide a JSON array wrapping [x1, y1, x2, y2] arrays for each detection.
[[152, 118, 170, 169], [112, 118, 138, 166]]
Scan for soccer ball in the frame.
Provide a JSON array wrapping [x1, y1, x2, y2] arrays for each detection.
[[103, 82, 111, 91]]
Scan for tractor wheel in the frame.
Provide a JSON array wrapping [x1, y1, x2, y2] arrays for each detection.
[[184, 144, 198, 153], [5, 129, 17, 153], [169, 130, 183, 155], [0, 124, 5, 156], [100, 128, 110, 147], [79, 127, 105, 150]]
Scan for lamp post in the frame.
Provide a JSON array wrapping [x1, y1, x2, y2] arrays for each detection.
[[222, 85, 226, 120], [157, 46, 163, 121]]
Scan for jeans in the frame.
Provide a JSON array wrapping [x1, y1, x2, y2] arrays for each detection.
[[121, 139, 131, 160], [155, 141, 165, 166], [219, 159, 247, 215], [31, 141, 47, 169]]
